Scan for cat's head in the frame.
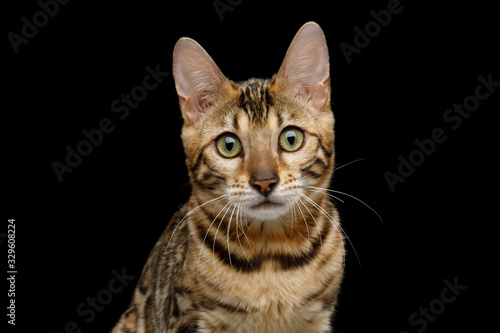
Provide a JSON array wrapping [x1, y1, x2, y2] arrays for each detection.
[[172, 22, 334, 222]]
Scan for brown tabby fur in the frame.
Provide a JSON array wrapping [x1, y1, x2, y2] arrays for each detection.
[[112, 22, 344, 333]]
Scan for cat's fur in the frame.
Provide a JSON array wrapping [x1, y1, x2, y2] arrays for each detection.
[[112, 22, 344, 333]]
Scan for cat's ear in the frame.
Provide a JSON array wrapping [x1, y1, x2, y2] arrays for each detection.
[[173, 37, 232, 126], [275, 22, 330, 112]]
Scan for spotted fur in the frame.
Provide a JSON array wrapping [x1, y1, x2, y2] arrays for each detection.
[[112, 22, 344, 333]]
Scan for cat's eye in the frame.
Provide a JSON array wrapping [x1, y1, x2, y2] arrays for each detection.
[[216, 133, 242, 158], [279, 127, 304, 152]]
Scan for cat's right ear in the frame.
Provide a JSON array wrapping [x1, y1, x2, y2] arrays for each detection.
[[173, 37, 232, 126]]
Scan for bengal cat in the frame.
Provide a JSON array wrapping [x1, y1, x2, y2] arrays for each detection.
[[112, 21, 345, 333]]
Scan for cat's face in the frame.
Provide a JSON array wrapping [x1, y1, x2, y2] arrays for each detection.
[[173, 22, 334, 222]]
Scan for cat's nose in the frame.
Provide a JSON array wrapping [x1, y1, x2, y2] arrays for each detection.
[[250, 176, 279, 195]]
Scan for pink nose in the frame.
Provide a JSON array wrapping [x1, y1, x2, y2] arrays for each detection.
[[250, 177, 279, 195]]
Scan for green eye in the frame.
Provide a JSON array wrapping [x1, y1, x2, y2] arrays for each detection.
[[279, 127, 304, 152], [216, 133, 242, 158]]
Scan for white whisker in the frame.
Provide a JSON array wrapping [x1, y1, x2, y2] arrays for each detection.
[[288, 200, 296, 239], [294, 198, 311, 250], [311, 186, 383, 223], [213, 202, 233, 281], [334, 158, 366, 172], [308, 188, 345, 204], [235, 202, 255, 269], [226, 204, 237, 269], [297, 196, 323, 254], [300, 193, 356, 270], [238, 207, 256, 257], [197, 199, 231, 282], [165, 194, 229, 255]]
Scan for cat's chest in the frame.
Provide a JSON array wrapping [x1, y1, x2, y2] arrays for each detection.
[[198, 271, 326, 333], [207, 262, 324, 309]]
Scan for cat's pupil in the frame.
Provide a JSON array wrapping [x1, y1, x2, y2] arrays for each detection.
[[286, 131, 296, 145], [225, 137, 235, 151]]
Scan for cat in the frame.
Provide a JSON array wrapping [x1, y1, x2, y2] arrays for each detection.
[[112, 21, 344, 333]]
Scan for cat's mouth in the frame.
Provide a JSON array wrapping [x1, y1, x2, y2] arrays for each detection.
[[252, 200, 283, 210], [251, 196, 285, 211], [242, 192, 297, 221]]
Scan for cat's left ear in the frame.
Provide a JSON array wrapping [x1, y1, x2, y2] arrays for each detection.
[[275, 22, 330, 112], [173, 37, 232, 126]]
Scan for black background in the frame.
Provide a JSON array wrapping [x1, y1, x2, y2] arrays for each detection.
[[4, 0, 498, 332]]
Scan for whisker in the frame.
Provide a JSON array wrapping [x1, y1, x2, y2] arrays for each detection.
[[226, 204, 237, 269], [300, 193, 357, 270], [294, 198, 311, 250], [308, 188, 345, 204], [311, 186, 383, 223], [297, 196, 322, 254], [288, 200, 296, 239], [197, 200, 231, 282], [235, 202, 254, 269], [165, 194, 229, 255], [238, 206, 257, 257], [213, 202, 233, 280], [334, 158, 366, 172], [180, 179, 195, 189]]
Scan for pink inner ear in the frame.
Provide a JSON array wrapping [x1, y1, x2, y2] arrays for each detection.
[[173, 37, 229, 125], [181, 96, 204, 125], [276, 22, 331, 110], [312, 83, 329, 111]]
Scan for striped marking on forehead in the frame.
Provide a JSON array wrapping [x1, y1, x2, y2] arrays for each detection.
[[238, 78, 274, 124]]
